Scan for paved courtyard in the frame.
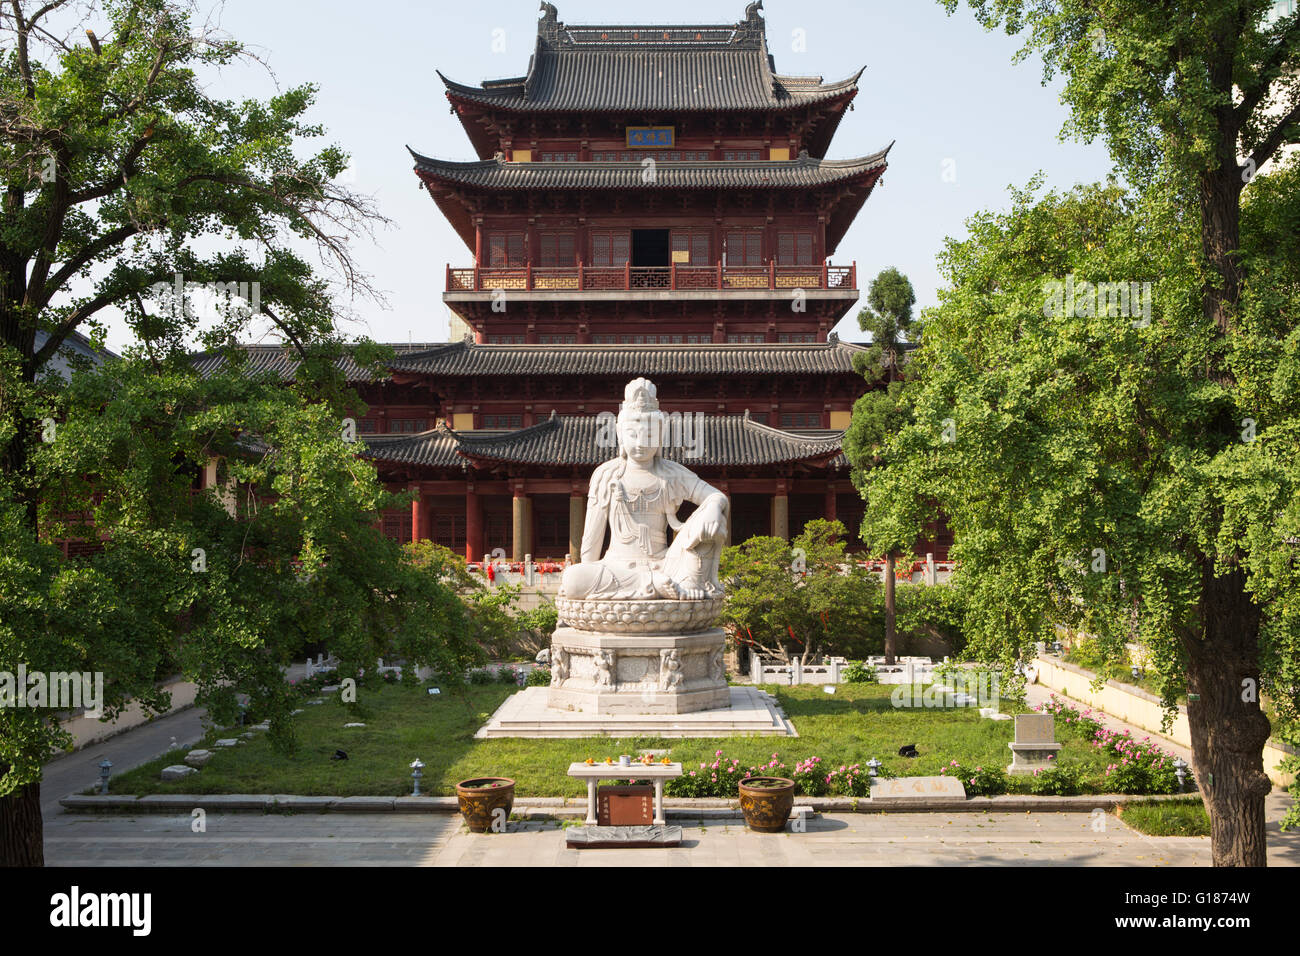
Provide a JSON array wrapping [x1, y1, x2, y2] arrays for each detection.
[[43, 794, 1300, 866], [38, 681, 1300, 867]]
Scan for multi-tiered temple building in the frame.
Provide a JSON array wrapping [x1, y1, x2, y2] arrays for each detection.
[[259, 3, 908, 563]]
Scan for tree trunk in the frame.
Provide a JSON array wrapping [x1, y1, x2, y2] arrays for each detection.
[[1197, 169, 1243, 352], [1, 299, 46, 866], [0, 778, 44, 867], [884, 551, 896, 665], [1183, 558, 1271, 867]]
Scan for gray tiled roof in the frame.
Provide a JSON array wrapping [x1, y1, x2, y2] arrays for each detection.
[[34, 328, 117, 383], [438, 61, 861, 114], [390, 340, 869, 377], [410, 149, 890, 192], [190, 343, 444, 384], [359, 430, 466, 469], [439, 4, 862, 114], [443, 411, 843, 468]]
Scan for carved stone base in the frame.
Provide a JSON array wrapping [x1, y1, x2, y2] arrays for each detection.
[[547, 626, 730, 715]]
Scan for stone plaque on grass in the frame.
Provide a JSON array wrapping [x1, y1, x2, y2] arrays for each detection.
[[869, 775, 966, 802], [1008, 713, 1063, 774], [1014, 714, 1056, 744]]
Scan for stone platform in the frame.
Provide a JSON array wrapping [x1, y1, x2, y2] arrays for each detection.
[[547, 626, 730, 715], [474, 686, 798, 738], [566, 825, 682, 848]]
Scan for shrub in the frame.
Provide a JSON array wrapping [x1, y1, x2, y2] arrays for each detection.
[[1025, 763, 1084, 796], [1094, 727, 1179, 794], [525, 667, 551, 687], [497, 665, 523, 685], [291, 672, 335, 696], [467, 668, 496, 685], [666, 751, 754, 797], [941, 759, 1007, 796], [789, 756, 828, 796], [1281, 755, 1300, 832], [1035, 694, 1104, 738], [841, 661, 877, 684], [824, 762, 872, 797]]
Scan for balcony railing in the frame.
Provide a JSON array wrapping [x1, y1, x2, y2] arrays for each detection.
[[446, 262, 857, 293]]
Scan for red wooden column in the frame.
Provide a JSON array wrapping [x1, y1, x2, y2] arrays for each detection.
[[824, 486, 838, 527], [409, 483, 422, 544], [568, 483, 586, 562], [511, 480, 531, 562], [465, 485, 483, 562], [772, 479, 790, 541]]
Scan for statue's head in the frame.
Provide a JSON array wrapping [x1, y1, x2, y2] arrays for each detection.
[[617, 378, 667, 466]]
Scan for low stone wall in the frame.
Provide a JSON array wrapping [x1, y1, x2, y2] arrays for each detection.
[[480, 569, 561, 613], [58, 675, 199, 751], [1034, 656, 1296, 788]]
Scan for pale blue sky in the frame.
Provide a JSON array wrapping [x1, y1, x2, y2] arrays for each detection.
[[94, 0, 1116, 350]]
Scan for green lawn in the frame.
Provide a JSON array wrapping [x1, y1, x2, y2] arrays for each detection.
[[1118, 798, 1211, 837], [109, 681, 1120, 798]]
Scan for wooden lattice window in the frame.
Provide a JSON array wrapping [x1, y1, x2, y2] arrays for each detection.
[[724, 231, 762, 267], [590, 230, 630, 267], [780, 412, 823, 429], [487, 232, 526, 267], [382, 511, 412, 543], [777, 232, 815, 266], [540, 232, 576, 267], [671, 231, 710, 265]]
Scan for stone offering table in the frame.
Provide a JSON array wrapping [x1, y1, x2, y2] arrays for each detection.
[[567, 762, 682, 825]]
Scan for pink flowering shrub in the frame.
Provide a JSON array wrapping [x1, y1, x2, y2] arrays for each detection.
[[1035, 694, 1104, 738], [940, 759, 1007, 796], [1093, 727, 1179, 793], [663, 751, 869, 798], [1025, 763, 1084, 795], [1035, 695, 1179, 794], [665, 751, 752, 798], [824, 763, 871, 797]]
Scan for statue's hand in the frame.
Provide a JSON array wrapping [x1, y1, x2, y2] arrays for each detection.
[[698, 495, 726, 539]]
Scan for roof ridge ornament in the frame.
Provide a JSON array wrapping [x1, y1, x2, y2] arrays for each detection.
[[539, 1, 566, 47], [737, 1, 765, 44]]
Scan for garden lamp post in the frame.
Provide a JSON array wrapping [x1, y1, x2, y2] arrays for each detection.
[[410, 758, 425, 797], [98, 758, 112, 794], [866, 758, 882, 778], [1173, 757, 1188, 793]]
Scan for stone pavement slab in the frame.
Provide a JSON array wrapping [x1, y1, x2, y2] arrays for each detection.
[[41, 796, 1298, 867]]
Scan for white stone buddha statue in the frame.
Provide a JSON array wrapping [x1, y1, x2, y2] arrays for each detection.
[[559, 378, 728, 602]]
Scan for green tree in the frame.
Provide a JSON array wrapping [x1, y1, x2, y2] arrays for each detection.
[[0, 0, 387, 866], [721, 520, 883, 665], [929, 0, 1300, 866], [845, 267, 918, 664], [861, 170, 1300, 867]]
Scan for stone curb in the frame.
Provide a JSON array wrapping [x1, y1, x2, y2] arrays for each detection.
[[59, 791, 1197, 815]]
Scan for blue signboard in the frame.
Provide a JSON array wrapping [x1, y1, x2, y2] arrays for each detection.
[[626, 126, 675, 149]]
